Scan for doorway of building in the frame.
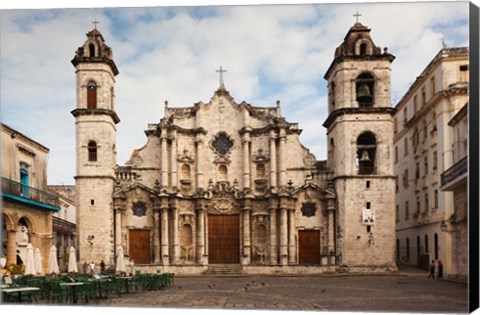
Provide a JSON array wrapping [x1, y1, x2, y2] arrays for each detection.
[[128, 229, 150, 264], [208, 214, 240, 264], [298, 230, 320, 265]]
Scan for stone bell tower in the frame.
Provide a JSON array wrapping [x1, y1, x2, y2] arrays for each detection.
[[323, 19, 397, 271], [71, 24, 119, 265]]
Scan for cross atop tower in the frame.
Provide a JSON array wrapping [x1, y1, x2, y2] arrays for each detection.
[[216, 66, 227, 87], [353, 10, 362, 23], [92, 18, 100, 29]]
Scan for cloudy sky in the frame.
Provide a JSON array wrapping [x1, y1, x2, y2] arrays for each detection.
[[0, 0, 471, 185]]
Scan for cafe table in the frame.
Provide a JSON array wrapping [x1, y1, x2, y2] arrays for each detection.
[[60, 282, 84, 304], [1, 286, 40, 303]]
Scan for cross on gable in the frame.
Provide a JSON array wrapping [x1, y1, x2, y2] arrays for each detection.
[[353, 10, 362, 23], [92, 18, 100, 29], [216, 66, 227, 86]]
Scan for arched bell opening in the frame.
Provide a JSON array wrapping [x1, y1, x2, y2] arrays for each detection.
[[356, 132, 376, 175], [356, 73, 375, 107]]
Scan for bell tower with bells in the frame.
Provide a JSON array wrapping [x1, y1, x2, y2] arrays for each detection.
[[323, 16, 397, 271]]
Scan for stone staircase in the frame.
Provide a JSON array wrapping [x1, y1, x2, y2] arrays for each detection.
[[206, 264, 243, 275]]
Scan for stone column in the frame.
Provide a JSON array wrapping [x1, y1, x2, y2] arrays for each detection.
[[269, 130, 277, 189], [172, 206, 180, 264], [161, 130, 168, 187], [161, 207, 170, 265], [279, 206, 288, 265], [278, 128, 287, 187], [327, 208, 335, 254], [269, 206, 278, 265], [171, 130, 178, 188], [288, 209, 296, 264], [115, 209, 123, 248], [153, 209, 161, 264], [242, 206, 251, 265], [242, 133, 251, 190], [7, 230, 16, 266], [195, 136, 204, 190], [196, 207, 205, 264]]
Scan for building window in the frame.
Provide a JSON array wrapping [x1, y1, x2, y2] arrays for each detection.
[[330, 81, 335, 109], [356, 132, 376, 175], [423, 156, 428, 177], [405, 201, 409, 219], [434, 233, 439, 260], [87, 81, 97, 109], [424, 193, 429, 213], [356, 73, 374, 107], [425, 234, 429, 253], [423, 123, 428, 143], [403, 169, 409, 188], [415, 162, 420, 180], [416, 197, 421, 215], [393, 118, 398, 134], [395, 176, 399, 193], [413, 95, 418, 112], [20, 163, 30, 197], [433, 151, 438, 171], [430, 77, 436, 97], [396, 205, 399, 222], [406, 238, 410, 260], [403, 107, 408, 125], [434, 189, 439, 209], [421, 86, 426, 106], [89, 43, 95, 57], [394, 146, 398, 164], [88, 141, 98, 162], [459, 64, 469, 82], [396, 239, 400, 260], [404, 137, 408, 156]]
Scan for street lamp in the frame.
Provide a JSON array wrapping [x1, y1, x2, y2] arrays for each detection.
[[87, 235, 95, 247], [439, 221, 460, 238]]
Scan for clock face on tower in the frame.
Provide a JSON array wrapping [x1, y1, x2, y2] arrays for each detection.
[[211, 132, 234, 156]]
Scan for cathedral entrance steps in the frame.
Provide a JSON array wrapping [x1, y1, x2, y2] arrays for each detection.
[[206, 264, 243, 275]]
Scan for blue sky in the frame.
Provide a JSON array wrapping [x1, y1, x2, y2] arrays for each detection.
[[0, 1, 471, 185]]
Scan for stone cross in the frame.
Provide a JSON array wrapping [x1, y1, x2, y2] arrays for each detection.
[[216, 66, 227, 86], [92, 18, 100, 29], [353, 11, 362, 23]]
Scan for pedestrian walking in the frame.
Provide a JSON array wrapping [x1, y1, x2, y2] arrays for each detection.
[[428, 260, 435, 279], [437, 260, 443, 278]]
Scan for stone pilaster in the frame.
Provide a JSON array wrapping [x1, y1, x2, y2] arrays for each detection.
[[269, 206, 278, 265], [161, 130, 168, 188], [242, 205, 251, 265], [278, 128, 287, 187], [269, 130, 277, 189], [114, 208, 123, 248], [288, 208, 296, 264], [279, 206, 288, 265], [171, 206, 180, 264], [7, 230, 16, 266], [153, 209, 161, 264], [161, 207, 170, 265], [196, 206, 205, 264], [195, 135, 204, 190], [170, 130, 178, 188], [242, 132, 251, 190]]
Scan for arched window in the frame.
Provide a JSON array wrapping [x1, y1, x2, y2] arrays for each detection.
[[88, 141, 98, 162], [424, 234, 429, 253], [406, 237, 410, 260], [360, 43, 367, 55], [87, 81, 97, 109], [434, 233, 439, 260], [89, 44, 95, 57], [396, 239, 400, 260], [356, 132, 376, 175], [356, 73, 374, 107]]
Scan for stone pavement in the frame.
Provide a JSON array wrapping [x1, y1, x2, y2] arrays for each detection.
[[97, 268, 468, 313]]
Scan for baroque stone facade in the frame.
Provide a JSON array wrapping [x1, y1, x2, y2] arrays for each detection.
[[73, 22, 397, 274]]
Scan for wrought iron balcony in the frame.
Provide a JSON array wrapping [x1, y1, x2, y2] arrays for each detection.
[[1, 176, 60, 211], [440, 156, 468, 190]]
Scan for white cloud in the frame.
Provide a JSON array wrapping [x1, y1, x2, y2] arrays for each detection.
[[0, 1, 470, 184]]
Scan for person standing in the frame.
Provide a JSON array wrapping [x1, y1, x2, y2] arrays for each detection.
[[90, 261, 95, 275], [83, 261, 88, 274], [437, 260, 443, 278], [100, 260, 106, 274], [428, 260, 436, 279]]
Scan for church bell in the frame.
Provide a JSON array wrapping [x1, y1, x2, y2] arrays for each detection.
[[360, 149, 371, 162], [357, 83, 372, 102]]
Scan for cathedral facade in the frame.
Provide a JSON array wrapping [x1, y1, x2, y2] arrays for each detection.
[[72, 21, 397, 274]]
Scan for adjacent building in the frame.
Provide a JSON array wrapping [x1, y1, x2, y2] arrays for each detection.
[[71, 21, 397, 274], [1, 123, 60, 272], [393, 47, 468, 278]]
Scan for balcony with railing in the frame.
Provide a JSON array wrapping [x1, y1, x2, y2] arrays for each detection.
[[1, 177, 60, 211], [440, 156, 468, 191]]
